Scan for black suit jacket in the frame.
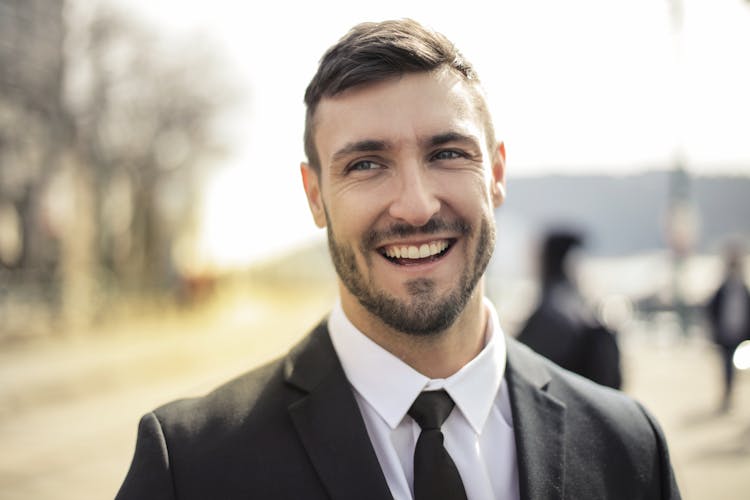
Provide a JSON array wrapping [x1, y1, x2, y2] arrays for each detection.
[[117, 321, 680, 499]]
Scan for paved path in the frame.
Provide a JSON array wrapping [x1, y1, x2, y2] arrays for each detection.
[[0, 286, 748, 499], [622, 329, 750, 500]]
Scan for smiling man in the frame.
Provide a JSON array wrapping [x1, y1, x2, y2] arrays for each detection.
[[117, 19, 681, 500]]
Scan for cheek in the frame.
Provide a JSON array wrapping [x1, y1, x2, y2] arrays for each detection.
[[326, 194, 378, 244], [328, 179, 392, 226], [439, 172, 494, 215]]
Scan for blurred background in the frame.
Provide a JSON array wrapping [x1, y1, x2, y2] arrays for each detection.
[[1, 0, 749, 498]]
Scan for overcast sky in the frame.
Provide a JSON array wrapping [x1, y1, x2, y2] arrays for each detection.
[[104, 0, 750, 268]]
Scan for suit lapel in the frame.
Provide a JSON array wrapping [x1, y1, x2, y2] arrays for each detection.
[[284, 322, 393, 500], [505, 338, 567, 500]]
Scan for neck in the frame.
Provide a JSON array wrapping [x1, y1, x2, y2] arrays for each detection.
[[340, 282, 488, 379]]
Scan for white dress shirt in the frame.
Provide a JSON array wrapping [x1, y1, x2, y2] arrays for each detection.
[[328, 297, 520, 500]]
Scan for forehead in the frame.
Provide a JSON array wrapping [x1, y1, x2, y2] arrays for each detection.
[[313, 70, 487, 164]]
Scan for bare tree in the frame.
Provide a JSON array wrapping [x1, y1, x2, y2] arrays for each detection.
[[0, 0, 238, 335], [68, 6, 233, 294]]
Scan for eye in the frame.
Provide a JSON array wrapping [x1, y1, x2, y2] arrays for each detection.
[[347, 160, 382, 172], [431, 150, 467, 161]]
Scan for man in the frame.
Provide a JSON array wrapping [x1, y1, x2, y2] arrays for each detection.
[[517, 230, 622, 389], [707, 241, 750, 412], [117, 19, 680, 499]]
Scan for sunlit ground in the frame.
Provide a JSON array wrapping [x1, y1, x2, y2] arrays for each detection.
[[0, 254, 749, 500]]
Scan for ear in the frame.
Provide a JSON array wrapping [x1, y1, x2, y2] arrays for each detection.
[[490, 141, 507, 207], [300, 162, 327, 228]]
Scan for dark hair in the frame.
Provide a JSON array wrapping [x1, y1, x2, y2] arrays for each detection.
[[303, 19, 496, 172]]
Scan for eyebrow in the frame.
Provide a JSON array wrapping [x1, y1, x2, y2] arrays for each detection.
[[426, 131, 482, 149], [331, 139, 390, 163]]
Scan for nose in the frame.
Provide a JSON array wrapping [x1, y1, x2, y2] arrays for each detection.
[[387, 164, 441, 227]]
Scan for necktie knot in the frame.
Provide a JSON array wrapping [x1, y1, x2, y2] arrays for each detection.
[[408, 390, 456, 430]]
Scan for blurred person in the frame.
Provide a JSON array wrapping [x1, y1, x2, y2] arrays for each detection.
[[707, 241, 750, 412], [117, 19, 679, 500], [517, 230, 622, 389]]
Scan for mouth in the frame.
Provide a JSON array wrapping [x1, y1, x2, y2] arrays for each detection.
[[378, 239, 454, 266]]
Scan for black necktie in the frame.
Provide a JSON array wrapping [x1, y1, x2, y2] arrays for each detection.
[[408, 390, 468, 500]]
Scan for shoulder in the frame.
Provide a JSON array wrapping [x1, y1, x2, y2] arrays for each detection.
[[147, 319, 337, 449], [507, 336, 661, 443], [506, 338, 680, 497], [117, 323, 340, 498], [134, 344, 310, 490], [116, 357, 294, 499], [157, 357, 286, 425], [151, 320, 333, 437]]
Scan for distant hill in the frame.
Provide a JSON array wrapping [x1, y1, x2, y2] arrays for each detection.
[[498, 170, 750, 256]]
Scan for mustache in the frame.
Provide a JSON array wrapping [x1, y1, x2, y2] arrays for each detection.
[[363, 217, 471, 250]]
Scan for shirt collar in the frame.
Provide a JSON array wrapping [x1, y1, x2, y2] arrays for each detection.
[[328, 297, 507, 434]]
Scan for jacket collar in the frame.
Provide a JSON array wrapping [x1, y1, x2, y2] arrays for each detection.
[[505, 337, 567, 500], [284, 321, 394, 500]]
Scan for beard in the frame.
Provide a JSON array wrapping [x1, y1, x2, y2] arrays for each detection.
[[325, 211, 495, 336]]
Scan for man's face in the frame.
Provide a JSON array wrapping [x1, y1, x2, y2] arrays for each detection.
[[302, 69, 506, 336]]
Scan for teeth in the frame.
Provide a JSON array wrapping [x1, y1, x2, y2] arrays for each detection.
[[384, 240, 449, 260]]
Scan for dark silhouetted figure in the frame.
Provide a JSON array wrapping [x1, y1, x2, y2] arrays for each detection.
[[707, 242, 750, 412], [517, 231, 622, 389]]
